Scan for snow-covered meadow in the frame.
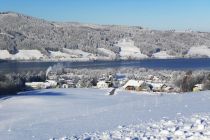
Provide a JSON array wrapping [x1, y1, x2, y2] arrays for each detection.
[[0, 88, 210, 140], [116, 39, 148, 59], [0, 50, 44, 60], [187, 46, 210, 58]]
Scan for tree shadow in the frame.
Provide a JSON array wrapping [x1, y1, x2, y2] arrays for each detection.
[[17, 90, 66, 96]]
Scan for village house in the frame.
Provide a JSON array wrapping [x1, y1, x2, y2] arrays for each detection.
[[97, 81, 109, 89], [148, 83, 167, 92], [115, 73, 128, 87], [193, 84, 204, 92], [46, 80, 57, 88], [147, 75, 162, 83], [123, 80, 151, 91], [163, 86, 174, 93], [76, 80, 84, 88], [25, 82, 47, 89], [48, 75, 57, 80], [66, 80, 76, 88], [25, 80, 57, 90], [47, 71, 58, 80], [61, 84, 69, 88]]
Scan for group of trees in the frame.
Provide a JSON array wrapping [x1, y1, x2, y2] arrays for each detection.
[[174, 70, 210, 92], [0, 71, 46, 95]]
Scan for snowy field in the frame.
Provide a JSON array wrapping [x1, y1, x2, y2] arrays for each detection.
[[187, 46, 210, 57], [0, 89, 210, 140], [116, 39, 148, 59]]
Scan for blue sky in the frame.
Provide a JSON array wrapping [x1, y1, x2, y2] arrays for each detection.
[[0, 0, 210, 31]]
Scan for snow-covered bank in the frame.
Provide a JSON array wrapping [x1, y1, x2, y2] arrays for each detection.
[[187, 46, 210, 57], [66, 113, 210, 140], [0, 89, 210, 140]]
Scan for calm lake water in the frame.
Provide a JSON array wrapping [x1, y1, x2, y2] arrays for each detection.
[[0, 58, 210, 73]]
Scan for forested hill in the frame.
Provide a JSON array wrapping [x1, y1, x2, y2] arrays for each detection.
[[1, 11, 210, 61]]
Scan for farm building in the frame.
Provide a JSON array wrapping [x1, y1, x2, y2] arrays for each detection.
[[25, 80, 57, 90], [123, 80, 151, 91], [25, 82, 49, 89], [149, 83, 167, 92]]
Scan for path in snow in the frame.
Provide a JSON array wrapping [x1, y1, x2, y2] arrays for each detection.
[[60, 113, 210, 140]]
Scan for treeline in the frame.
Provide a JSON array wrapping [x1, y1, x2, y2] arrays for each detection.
[[0, 71, 46, 95], [174, 70, 210, 92]]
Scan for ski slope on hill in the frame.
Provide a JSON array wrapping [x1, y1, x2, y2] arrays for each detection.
[[0, 89, 210, 140], [116, 39, 148, 59]]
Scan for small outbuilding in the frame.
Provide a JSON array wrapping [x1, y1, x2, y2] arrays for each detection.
[[149, 83, 167, 92], [61, 84, 69, 88]]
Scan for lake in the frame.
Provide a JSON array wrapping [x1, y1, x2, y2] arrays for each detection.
[[0, 58, 210, 73]]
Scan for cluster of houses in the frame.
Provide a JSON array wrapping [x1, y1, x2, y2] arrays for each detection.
[[122, 75, 174, 93], [25, 69, 206, 94], [25, 70, 180, 94]]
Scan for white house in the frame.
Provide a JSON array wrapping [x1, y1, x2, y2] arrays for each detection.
[[46, 80, 57, 88], [97, 81, 109, 89], [25, 82, 49, 89], [66, 80, 76, 88], [25, 80, 57, 89], [61, 84, 69, 88], [147, 75, 161, 83], [148, 83, 167, 92], [193, 84, 204, 92]]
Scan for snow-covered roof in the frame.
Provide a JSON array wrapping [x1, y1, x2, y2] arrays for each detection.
[[123, 80, 145, 88], [97, 81, 108, 85], [148, 82, 166, 89], [194, 84, 203, 88]]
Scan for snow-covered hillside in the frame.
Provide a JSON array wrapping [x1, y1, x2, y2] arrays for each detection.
[[187, 46, 210, 57], [0, 50, 44, 60], [1, 12, 210, 61], [0, 49, 97, 61], [97, 48, 116, 59], [116, 39, 148, 59], [0, 89, 210, 140]]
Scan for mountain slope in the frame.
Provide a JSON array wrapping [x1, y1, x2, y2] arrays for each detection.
[[1, 12, 210, 61]]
